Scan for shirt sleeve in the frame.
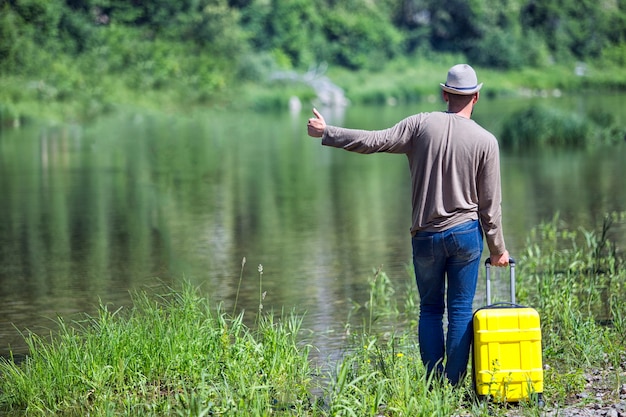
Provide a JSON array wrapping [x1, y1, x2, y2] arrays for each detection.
[[477, 139, 507, 255], [321, 116, 419, 154]]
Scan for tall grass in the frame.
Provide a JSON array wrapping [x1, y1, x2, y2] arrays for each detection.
[[518, 212, 626, 405], [500, 104, 626, 149], [327, 336, 451, 416], [0, 212, 624, 416], [0, 285, 316, 416]]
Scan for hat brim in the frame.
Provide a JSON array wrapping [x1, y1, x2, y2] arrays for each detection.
[[440, 83, 483, 95]]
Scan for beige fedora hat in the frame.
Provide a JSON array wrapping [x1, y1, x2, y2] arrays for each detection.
[[440, 64, 483, 95]]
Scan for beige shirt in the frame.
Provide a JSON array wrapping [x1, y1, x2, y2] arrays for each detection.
[[322, 111, 506, 255]]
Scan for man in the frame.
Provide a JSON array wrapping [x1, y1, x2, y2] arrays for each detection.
[[307, 64, 510, 386]]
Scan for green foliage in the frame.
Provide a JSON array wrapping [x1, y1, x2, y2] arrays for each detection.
[[321, 1, 404, 70], [2, 0, 626, 123], [500, 105, 592, 149], [465, 26, 552, 69], [467, 28, 525, 69], [325, 333, 467, 416], [9, 0, 64, 45], [520, 0, 614, 61], [500, 104, 626, 150], [428, 0, 480, 52], [3, 0, 626, 77], [600, 43, 626, 67], [265, 0, 321, 68], [519, 212, 626, 401], [0, 284, 315, 415], [177, 0, 245, 54], [0, 7, 22, 73]]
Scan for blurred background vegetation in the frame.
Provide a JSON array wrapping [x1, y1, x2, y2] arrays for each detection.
[[2, 0, 626, 122]]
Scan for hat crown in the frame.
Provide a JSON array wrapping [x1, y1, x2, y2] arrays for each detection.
[[446, 64, 477, 89], [440, 64, 483, 95]]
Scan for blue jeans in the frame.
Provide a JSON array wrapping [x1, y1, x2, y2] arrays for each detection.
[[411, 220, 483, 386]]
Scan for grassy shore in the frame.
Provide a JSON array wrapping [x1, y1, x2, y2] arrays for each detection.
[[0, 212, 624, 416], [2, 55, 626, 127]]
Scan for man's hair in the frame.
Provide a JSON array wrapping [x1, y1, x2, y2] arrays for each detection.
[[447, 93, 475, 107]]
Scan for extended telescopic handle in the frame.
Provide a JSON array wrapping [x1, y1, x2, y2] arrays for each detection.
[[485, 257, 516, 305]]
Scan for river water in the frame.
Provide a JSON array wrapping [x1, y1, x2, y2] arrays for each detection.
[[1, 93, 625, 358]]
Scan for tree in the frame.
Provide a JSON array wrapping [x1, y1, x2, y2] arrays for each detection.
[[521, 0, 614, 61], [427, 0, 480, 52], [265, 0, 321, 68], [321, 0, 404, 70]]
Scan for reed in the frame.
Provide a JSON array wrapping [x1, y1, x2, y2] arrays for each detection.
[[500, 104, 625, 150]]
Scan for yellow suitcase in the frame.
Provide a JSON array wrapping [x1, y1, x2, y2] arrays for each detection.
[[472, 258, 544, 404]]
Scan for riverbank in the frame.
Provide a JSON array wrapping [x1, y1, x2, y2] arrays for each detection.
[[2, 58, 626, 129], [0, 213, 624, 416]]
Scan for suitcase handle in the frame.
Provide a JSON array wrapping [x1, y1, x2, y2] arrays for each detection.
[[485, 257, 516, 305], [474, 302, 528, 314]]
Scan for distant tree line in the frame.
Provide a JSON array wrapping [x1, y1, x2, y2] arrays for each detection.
[[1, 0, 626, 95]]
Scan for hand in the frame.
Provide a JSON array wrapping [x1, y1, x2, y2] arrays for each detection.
[[490, 250, 510, 267], [307, 108, 326, 137]]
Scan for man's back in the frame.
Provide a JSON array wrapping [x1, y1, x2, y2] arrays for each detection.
[[406, 112, 500, 237]]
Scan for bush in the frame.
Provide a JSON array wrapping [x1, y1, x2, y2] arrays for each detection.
[[502, 103, 626, 149], [501, 104, 595, 149]]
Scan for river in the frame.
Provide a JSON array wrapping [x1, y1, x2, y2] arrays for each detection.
[[0, 93, 625, 359]]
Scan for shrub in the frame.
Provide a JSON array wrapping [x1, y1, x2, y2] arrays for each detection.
[[500, 104, 593, 149]]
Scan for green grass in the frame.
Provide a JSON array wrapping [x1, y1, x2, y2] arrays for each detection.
[[517, 212, 626, 406], [4, 50, 626, 127], [326, 56, 626, 105], [0, 287, 315, 416], [0, 212, 624, 416]]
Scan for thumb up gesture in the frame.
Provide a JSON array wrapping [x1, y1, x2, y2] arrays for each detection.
[[307, 108, 326, 138]]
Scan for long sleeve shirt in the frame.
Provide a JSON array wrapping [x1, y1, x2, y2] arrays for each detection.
[[321, 111, 506, 255]]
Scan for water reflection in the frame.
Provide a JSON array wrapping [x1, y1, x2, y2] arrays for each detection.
[[0, 96, 625, 358]]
